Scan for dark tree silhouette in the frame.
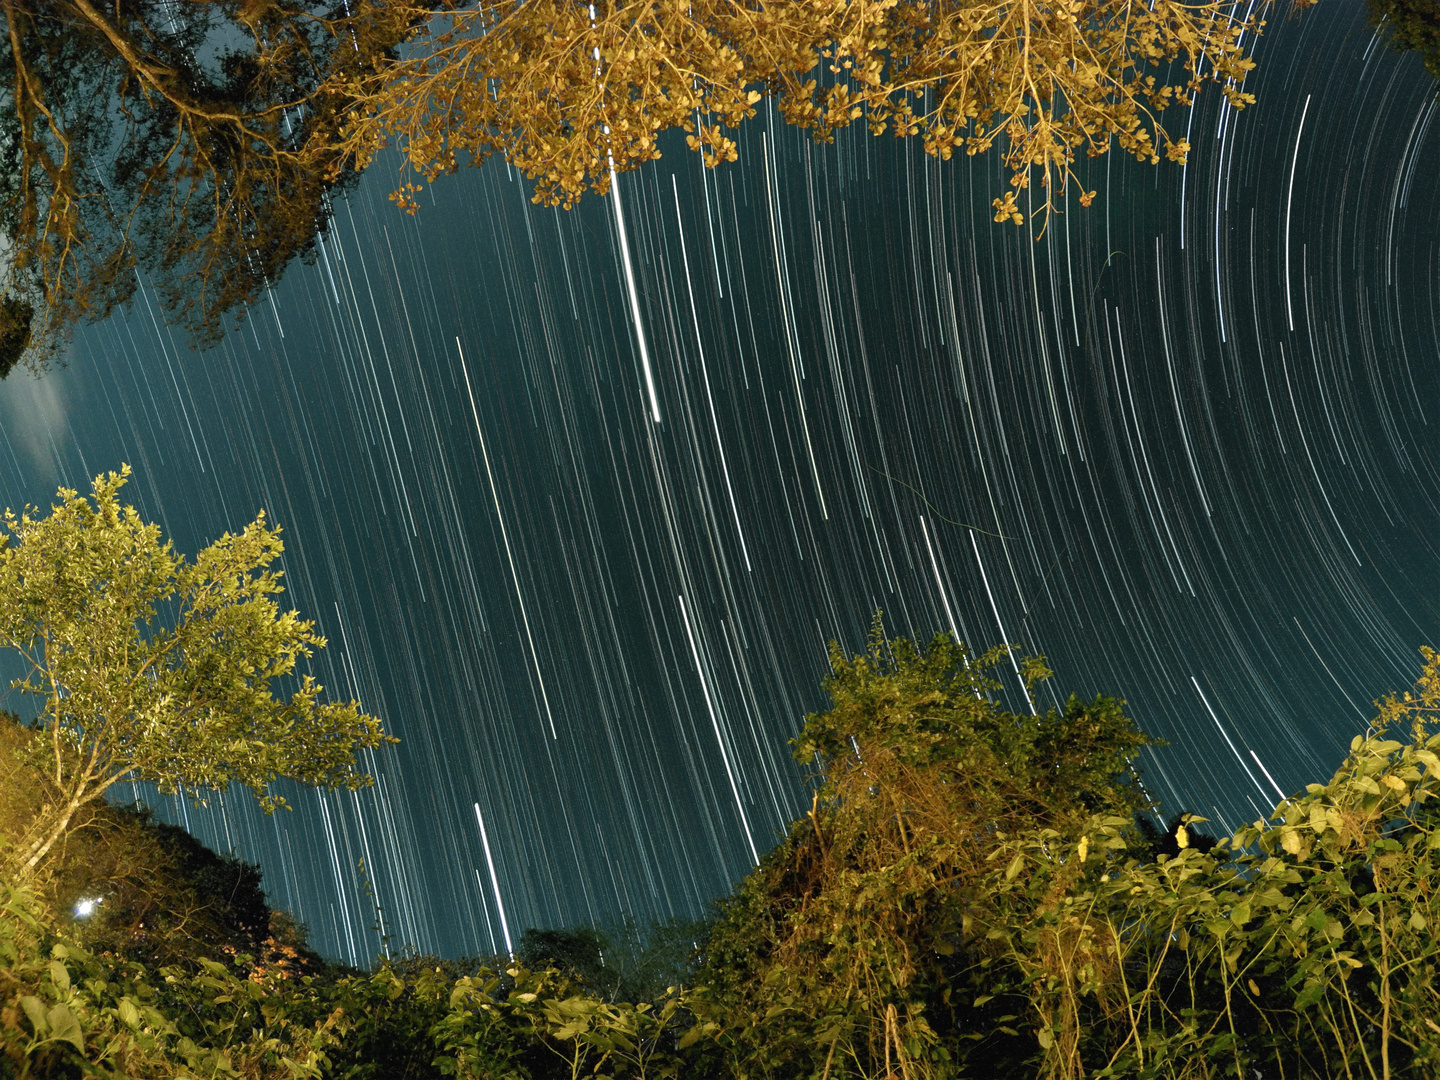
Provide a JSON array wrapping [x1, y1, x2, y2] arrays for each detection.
[[0, 296, 31, 379], [57, 803, 272, 969], [0, 1, 431, 366], [1370, 0, 1440, 84]]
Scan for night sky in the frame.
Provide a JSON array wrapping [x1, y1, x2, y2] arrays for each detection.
[[0, 2, 1435, 965]]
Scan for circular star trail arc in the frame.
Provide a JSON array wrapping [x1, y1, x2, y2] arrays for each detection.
[[0, 2, 1433, 964]]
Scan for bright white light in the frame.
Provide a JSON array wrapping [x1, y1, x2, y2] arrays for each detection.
[[73, 897, 101, 918]]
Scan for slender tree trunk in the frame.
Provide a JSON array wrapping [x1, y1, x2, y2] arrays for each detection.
[[21, 785, 91, 872]]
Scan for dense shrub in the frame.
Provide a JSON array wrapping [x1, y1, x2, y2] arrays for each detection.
[[693, 635, 1440, 1080], [0, 875, 344, 1079], [5, 631, 1438, 1079]]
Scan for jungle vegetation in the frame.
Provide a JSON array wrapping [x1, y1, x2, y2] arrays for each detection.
[[3, 573, 1439, 1076], [1370, 0, 1440, 84]]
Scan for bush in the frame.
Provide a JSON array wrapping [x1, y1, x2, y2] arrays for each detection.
[[0, 875, 344, 1079], [517, 917, 709, 1005], [6, 627, 1438, 1079]]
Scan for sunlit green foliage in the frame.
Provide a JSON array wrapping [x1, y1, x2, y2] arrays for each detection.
[[3, 625, 1438, 1078], [0, 466, 395, 875], [692, 622, 1158, 1079], [1, 872, 693, 1079], [0, 876, 346, 1079], [685, 634, 1440, 1079], [980, 645, 1440, 1079]]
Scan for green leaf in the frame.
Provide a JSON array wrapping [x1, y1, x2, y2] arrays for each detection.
[[46, 1004, 84, 1052], [1294, 980, 1326, 1009], [1408, 910, 1427, 931], [20, 995, 48, 1035], [118, 998, 140, 1028], [48, 959, 70, 993], [1004, 853, 1024, 880], [677, 1021, 717, 1050]]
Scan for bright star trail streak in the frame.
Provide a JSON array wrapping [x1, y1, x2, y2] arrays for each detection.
[[609, 159, 662, 425], [1248, 751, 1289, 804], [1284, 93, 1310, 334], [1191, 676, 1269, 807], [474, 802, 513, 958], [971, 529, 1035, 716], [673, 174, 753, 574], [678, 591, 759, 866], [0, 3, 1434, 964]]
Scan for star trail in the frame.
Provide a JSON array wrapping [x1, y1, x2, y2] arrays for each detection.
[[0, 2, 1434, 966]]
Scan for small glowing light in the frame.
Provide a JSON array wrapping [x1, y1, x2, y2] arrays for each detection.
[[74, 897, 101, 918]]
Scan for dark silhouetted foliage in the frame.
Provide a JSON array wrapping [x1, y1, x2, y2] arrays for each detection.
[[1372, 0, 1440, 83], [1133, 809, 1221, 860], [0, 1, 436, 364], [0, 296, 31, 379]]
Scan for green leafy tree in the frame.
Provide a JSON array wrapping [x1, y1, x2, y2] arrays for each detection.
[[688, 630, 1440, 1079], [4, 619, 1436, 1079], [988, 646, 1440, 1079], [0, 464, 396, 875], [693, 621, 1158, 1080]]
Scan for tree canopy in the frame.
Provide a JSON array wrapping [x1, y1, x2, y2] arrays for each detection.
[[0, 465, 396, 875], [2, 622, 1439, 1077], [325, 0, 1276, 226], [688, 633, 1440, 1080], [693, 623, 1159, 1078], [0, 0, 427, 364], [1, 1, 1305, 367]]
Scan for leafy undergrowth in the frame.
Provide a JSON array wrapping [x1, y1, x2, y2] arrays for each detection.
[[3, 635, 1439, 1078]]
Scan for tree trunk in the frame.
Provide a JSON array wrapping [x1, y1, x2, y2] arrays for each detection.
[[21, 785, 92, 873]]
